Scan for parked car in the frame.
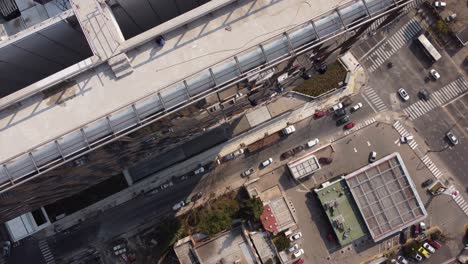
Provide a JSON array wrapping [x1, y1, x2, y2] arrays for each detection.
[[446, 13, 457, 22], [307, 138, 319, 148], [223, 153, 236, 161], [414, 224, 420, 235], [418, 247, 431, 258], [292, 259, 304, 264], [318, 157, 333, 165], [351, 102, 363, 112], [344, 122, 356, 129], [334, 108, 346, 118], [293, 249, 304, 258], [446, 131, 459, 145], [457, 255, 468, 264], [172, 201, 185, 211], [422, 179, 434, 188], [428, 239, 441, 249], [414, 253, 423, 261], [399, 230, 407, 244], [191, 192, 203, 201], [2, 241, 10, 257], [241, 167, 254, 178], [397, 255, 409, 264], [293, 145, 304, 154], [261, 158, 273, 168], [369, 151, 377, 163], [314, 111, 326, 118], [336, 116, 350, 126], [418, 89, 431, 101], [430, 69, 441, 80], [283, 125, 296, 135], [194, 166, 205, 175], [281, 150, 294, 159], [332, 103, 343, 111], [342, 97, 353, 107], [398, 88, 410, 101], [290, 232, 303, 241], [423, 242, 436, 253], [288, 244, 299, 253], [434, 1, 446, 7], [420, 222, 427, 232], [400, 135, 414, 143]]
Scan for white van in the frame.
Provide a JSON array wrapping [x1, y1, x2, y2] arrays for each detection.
[[282, 125, 296, 135], [261, 158, 273, 167]]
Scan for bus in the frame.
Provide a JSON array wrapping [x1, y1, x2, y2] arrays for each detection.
[[417, 34, 442, 61]]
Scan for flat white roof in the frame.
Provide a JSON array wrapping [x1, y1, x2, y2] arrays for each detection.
[[0, 0, 342, 161]]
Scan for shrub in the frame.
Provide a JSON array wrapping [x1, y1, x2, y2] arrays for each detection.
[[272, 234, 290, 252], [239, 197, 264, 221]]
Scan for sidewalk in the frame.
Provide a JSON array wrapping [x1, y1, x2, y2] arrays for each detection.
[[44, 52, 367, 237]]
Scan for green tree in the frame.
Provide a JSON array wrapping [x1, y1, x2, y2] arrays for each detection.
[[239, 197, 264, 221], [265, 259, 274, 264], [435, 20, 448, 35], [272, 234, 290, 252], [198, 209, 232, 236]]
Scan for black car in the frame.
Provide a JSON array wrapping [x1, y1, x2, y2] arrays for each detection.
[[281, 150, 294, 159], [418, 89, 431, 101], [191, 192, 203, 201], [334, 108, 346, 118], [318, 157, 333, 165], [422, 179, 434, 188], [336, 116, 350, 126], [293, 145, 304, 154]]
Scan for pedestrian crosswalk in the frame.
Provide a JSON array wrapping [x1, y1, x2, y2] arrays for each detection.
[[365, 15, 388, 34], [393, 121, 418, 150], [421, 154, 443, 179], [364, 19, 422, 72], [454, 194, 468, 216], [39, 240, 55, 264], [403, 78, 468, 120], [344, 118, 376, 135], [362, 86, 388, 112]]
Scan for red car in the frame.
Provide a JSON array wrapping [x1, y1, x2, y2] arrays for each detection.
[[344, 122, 356, 129], [293, 259, 304, 264], [314, 111, 326, 118], [428, 239, 441, 249]]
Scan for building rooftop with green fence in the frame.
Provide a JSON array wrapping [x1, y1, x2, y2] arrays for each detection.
[[315, 178, 367, 246]]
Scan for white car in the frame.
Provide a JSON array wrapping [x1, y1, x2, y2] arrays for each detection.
[[446, 131, 459, 145], [288, 244, 299, 253], [282, 125, 296, 135], [172, 201, 185, 211], [400, 135, 414, 143], [307, 138, 319, 148], [194, 166, 205, 175], [420, 222, 426, 232], [423, 242, 435, 253], [293, 249, 304, 258], [241, 167, 254, 178], [351, 102, 363, 112], [289, 232, 302, 241], [397, 256, 409, 264], [430, 69, 440, 80], [233, 148, 244, 156], [398, 88, 410, 101], [434, 1, 446, 7], [414, 254, 423, 261], [261, 158, 273, 167], [332, 103, 343, 111]]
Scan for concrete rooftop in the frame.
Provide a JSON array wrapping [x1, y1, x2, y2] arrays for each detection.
[[0, 0, 343, 161]]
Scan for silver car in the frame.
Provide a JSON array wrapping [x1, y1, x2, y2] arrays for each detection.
[[398, 88, 410, 101], [446, 132, 459, 145]]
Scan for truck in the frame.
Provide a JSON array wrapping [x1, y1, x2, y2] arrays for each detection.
[[247, 132, 281, 153]]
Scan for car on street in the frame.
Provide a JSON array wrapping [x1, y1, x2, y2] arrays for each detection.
[[233, 148, 244, 156], [281, 150, 294, 159], [293, 145, 304, 154], [336, 115, 350, 126], [369, 151, 377, 163], [334, 108, 346, 118], [446, 131, 459, 145], [290, 232, 302, 241], [293, 249, 304, 258], [398, 88, 410, 101], [261, 158, 273, 168], [418, 89, 430, 101], [283, 125, 296, 135], [318, 157, 333, 165], [342, 97, 353, 107], [194, 166, 205, 175], [446, 13, 457, 22], [332, 103, 343, 111], [223, 153, 236, 161], [430, 69, 441, 79], [422, 179, 434, 188], [344, 122, 356, 129], [314, 111, 326, 118], [307, 138, 319, 148], [2, 241, 10, 257], [160, 181, 173, 190], [288, 244, 299, 253], [351, 102, 363, 112], [191, 192, 203, 201], [292, 259, 304, 264], [172, 201, 185, 211], [400, 135, 414, 143], [397, 256, 409, 264], [241, 167, 254, 178], [428, 239, 441, 249], [423, 242, 435, 253]]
